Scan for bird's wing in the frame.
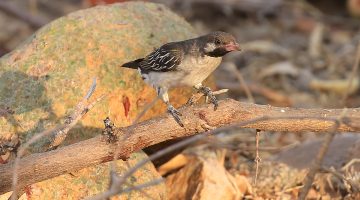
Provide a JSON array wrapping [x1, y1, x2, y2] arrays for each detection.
[[139, 45, 183, 72]]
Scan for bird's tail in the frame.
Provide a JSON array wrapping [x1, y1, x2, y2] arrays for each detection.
[[121, 58, 143, 69]]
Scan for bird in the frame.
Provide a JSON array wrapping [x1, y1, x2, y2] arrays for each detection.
[[122, 31, 241, 127]]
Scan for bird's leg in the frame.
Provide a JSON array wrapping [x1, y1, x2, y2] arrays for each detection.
[[167, 103, 184, 127], [194, 83, 218, 110], [159, 89, 184, 127], [185, 94, 197, 106]]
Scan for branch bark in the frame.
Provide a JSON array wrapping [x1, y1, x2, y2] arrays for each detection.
[[1, 98, 360, 194]]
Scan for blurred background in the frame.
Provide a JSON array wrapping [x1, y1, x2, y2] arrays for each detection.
[[1, 0, 359, 109], [1, 0, 359, 199]]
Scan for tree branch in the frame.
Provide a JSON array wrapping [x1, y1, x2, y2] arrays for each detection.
[[1, 98, 360, 194]]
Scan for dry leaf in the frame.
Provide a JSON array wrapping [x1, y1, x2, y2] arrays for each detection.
[[310, 78, 359, 95], [166, 152, 243, 200], [158, 154, 188, 176]]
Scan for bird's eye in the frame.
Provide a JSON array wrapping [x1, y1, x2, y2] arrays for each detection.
[[215, 38, 221, 45]]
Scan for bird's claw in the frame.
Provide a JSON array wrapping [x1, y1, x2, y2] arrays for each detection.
[[185, 95, 196, 106], [200, 86, 218, 111], [211, 98, 219, 110], [167, 105, 184, 127]]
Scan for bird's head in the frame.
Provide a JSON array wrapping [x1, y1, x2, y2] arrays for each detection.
[[202, 31, 241, 57]]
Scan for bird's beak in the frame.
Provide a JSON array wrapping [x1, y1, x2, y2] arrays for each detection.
[[224, 42, 241, 52]]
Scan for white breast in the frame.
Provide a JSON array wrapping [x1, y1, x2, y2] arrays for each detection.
[[179, 55, 222, 86], [141, 55, 222, 90]]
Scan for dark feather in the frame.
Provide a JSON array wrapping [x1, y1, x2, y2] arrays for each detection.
[[139, 44, 183, 72], [121, 58, 144, 69]]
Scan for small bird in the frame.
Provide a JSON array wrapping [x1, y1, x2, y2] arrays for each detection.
[[122, 31, 240, 126]]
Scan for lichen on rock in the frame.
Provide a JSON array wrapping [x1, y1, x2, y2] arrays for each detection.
[[0, 2, 196, 151], [0, 2, 198, 199]]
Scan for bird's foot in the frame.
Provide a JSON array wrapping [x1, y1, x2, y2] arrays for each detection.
[[185, 95, 197, 106], [198, 86, 218, 110], [167, 105, 184, 127]]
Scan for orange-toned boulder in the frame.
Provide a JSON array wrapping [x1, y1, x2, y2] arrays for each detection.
[[0, 2, 196, 152], [0, 2, 198, 199]]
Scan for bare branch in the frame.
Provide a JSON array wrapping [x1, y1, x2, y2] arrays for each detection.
[[1, 99, 360, 194], [48, 78, 101, 149], [10, 79, 102, 199]]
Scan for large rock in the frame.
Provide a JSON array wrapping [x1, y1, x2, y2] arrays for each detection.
[[0, 2, 198, 199], [0, 2, 196, 151]]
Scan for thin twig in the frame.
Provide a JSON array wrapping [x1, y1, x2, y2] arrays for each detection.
[[300, 108, 350, 199], [298, 131, 337, 200], [85, 78, 97, 100], [48, 78, 101, 149], [341, 43, 360, 105], [224, 62, 255, 103], [123, 182, 157, 200], [86, 133, 211, 199], [204, 138, 296, 153], [108, 163, 156, 200], [342, 158, 360, 171], [10, 79, 102, 199], [49, 79, 99, 148], [298, 121, 340, 200], [254, 129, 261, 186]]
